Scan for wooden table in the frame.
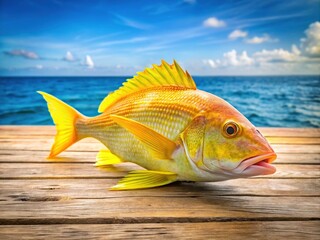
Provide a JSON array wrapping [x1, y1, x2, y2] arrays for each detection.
[[0, 126, 319, 239]]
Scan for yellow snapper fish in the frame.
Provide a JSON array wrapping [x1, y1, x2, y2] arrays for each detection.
[[38, 60, 277, 190]]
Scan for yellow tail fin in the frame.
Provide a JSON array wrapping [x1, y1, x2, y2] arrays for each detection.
[[37, 91, 83, 158]]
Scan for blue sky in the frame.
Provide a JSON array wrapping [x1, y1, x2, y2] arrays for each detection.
[[0, 0, 319, 76]]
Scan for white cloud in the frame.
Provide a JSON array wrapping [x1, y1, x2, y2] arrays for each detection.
[[229, 29, 248, 40], [188, 22, 320, 75], [35, 65, 43, 69], [203, 59, 217, 68], [245, 34, 277, 44], [204, 47, 301, 70], [291, 44, 301, 56], [203, 17, 226, 28], [245, 36, 266, 44], [253, 46, 300, 63], [223, 50, 240, 66], [4, 49, 39, 59], [223, 50, 254, 66], [300, 21, 320, 57], [204, 50, 254, 68], [85, 55, 94, 68], [239, 51, 255, 65], [63, 51, 75, 61]]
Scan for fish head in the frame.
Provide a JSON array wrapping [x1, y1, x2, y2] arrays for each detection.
[[202, 98, 277, 178], [183, 93, 277, 180]]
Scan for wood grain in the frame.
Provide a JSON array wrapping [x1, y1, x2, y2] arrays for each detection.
[[1, 162, 319, 179], [1, 179, 319, 200], [1, 139, 319, 154], [0, 150, 319, 164], [0, 195, 319, 221], [1, 222, 319, 240]]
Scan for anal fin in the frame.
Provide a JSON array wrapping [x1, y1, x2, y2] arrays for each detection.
[[95, 149, 124, 166], [111, 170, 177, 190]]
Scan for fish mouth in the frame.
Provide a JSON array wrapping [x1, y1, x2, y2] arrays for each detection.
[[236, 152, 277, 176]]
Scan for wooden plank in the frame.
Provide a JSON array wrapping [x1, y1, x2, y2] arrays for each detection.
[[0, 150, 95, 163], [0, 163, 319, 179], [266, 137, 320, 144], [0, 126, 56, 135], [2, 135, 320, 144], [1, 179, 319, 199], [0, 150, 96, 163], [1, 139, 319, 154], [1, 126, 319, 137], [0, 222, 319, 240], [259, 127, 320, 137], [1, 150, 318, 164], [0, 195, 319, 221], [272, 144, 320, 154], [274, 153, 320, 164], [0, 162, 137, 179], [0, 139, 104, 152]]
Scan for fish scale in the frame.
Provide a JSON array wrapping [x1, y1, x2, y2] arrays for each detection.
[[78, 88, 206, 169], [87, 88, 205, 139]]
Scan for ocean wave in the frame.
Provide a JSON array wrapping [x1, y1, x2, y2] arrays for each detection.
[[1, 76, 319, 127], [294, 107, 320, 118]]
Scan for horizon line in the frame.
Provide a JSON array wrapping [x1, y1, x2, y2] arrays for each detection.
[[1, 74, 320, 78]]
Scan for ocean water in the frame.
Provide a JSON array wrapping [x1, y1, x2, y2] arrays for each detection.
[[0, 76, 319, 127]]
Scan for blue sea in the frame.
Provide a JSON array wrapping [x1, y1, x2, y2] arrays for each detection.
[[0, 76, 319, 127]]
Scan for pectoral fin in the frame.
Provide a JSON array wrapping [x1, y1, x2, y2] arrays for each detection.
[[110, 115, 177, 160], [95, 149, 124, 166], [111, 170, 177, 190]]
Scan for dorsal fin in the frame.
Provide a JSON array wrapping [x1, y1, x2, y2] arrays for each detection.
[[98, 60, 197, 113]]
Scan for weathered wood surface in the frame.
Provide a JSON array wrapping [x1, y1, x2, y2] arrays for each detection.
[[0, 126, 319, 239], [0, 222, 319, 240]]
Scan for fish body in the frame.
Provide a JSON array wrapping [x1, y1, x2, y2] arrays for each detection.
[[78, 88, 227, 182], [38, 60, 277, 190]]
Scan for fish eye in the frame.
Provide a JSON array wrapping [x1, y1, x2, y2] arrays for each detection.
[[223, 121, 240, 138]]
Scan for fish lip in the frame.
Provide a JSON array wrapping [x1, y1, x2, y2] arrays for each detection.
[[236, 152, 277, 173]]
